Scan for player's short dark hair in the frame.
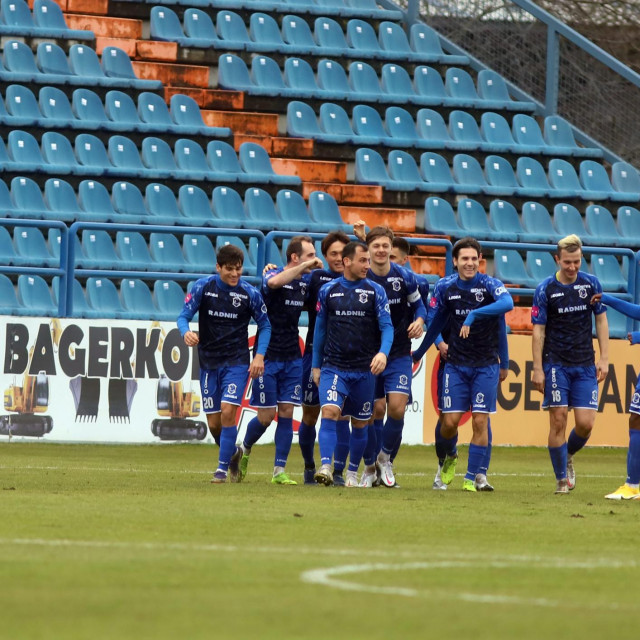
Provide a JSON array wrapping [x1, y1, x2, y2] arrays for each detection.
[[556, 234, 582, 256], [452, 236, 482, 260], [216, 244, 244, 267], [286, 235, 313, 262], [392, 237, 411, 255], [342, 241, 368, 261], [365, 225, 394, 245], [320, 231, 350, 257]]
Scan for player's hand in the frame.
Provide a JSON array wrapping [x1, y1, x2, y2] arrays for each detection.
[[353, 220, 367, 241], [531, 368, 545, 394], [459, 324, 470, 339], [249, 354, 265, 379], [407, 318, 424, 339], [262, 263, 278, 275], [312, 367, 321, 387], [183, 330, 199, 347], [596, 359, 608, 383], [437, 341, 448, 360], [590, 293, 602, 305], [305, 257, 325, 272], [499, 368, 509, 383], [370, 352, 387, 375]]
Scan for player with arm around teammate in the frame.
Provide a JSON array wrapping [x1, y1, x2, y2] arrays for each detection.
[[412, 237, 514, 492], [238, 236, 324, 484], [531, 235, 609, 494], [591, 291, 640, 500], [312, 241, 394, 486], [177, 244, 271, 484]]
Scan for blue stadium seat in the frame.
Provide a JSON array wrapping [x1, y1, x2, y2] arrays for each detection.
[[521, 201, 558, 243], [378, 21, 417, 61], [345, 0, 402, 20], [108, 134, 147, 177], [580, 160, 630, 202], [3, 40, 45, 83], [283, 56, 322, 97], [448, 110, 484, 151], [138, 91, 175, 129], [154, 279, 186, 320], [314, 17, 348, 56], [175, 138, 216, 181], [349, 60, 386, 102], [308, 190, 350, 231], [516, 156, 559, 198], [217, 10, 253, 50], [105, 90, 144, 130], [420, 151, 457, 192], [1, 0, 36, 33], [552, 202, 594, 243], [5, 84, 42, 125], [42, 131, 83, 176], [34, 0, 90, 39], [239, 141, 299, 185], [611, 162, 640, 199], [69, 44, 113, 84], [52, 276, 99, 318], [244, 186, 280, 228], [549, 158, 604, 200], [346, 19, 382, 58], [36, 41, 74, 79], [276, 188, 321, 231], [380, 63, 418, 102], [39, 85, 76, 127], [511, 114, 547, 154], [525, 250, 556, 283], [485, 154, 529, 197], [141, 136, 179, 177], [416, 108, 450, 149], [183, 8, 218, 46], [8, 129, 45, 171], [617, 205, 640, 245], [355, 147, 393, 187], [150, 232, 189, 272], [452, 153, 491, 195], [78, 229, 120, 269], [352, 104, 390, 144], [409, 22, 467, 64], [183, 234, 216, 273], [458, 197, 516, 241], [44, 177, 83, 222], [112, 181, 150, 224], [283, 15, 317, 54], [489, 199, 528, 241], [102, 46, 161, 90], [0, 273, 24, 314], [13, 225, 57, 267], [120, 278, 159, 319], [477, 70, 535, 111], [413, 65, 451, 107], [317, 58, 354, 99], [217, 53, 255, 92], [385, 106, 422, 147], [77, 179, 117, 222], [543, 115, 602, 158], [72, 88, 110, 127], [250, 12, 292, 54], [388, 149, 430, 191], [47, 227, 61, 262], [115, 230, 153, 271], [0, 178, 15, 215], [211, 185, 247, 227], [10, 175, 51, 220], [17, 274, 56, 316], [494, 249, 536, 288], [251, 54, 290, 97], [207, 139, 244, 182], [150, 6, 187, 45], [480, 112, 517, 153], [178, 184, 217, 226], [590, 254, 628, 293], [585, 204, 623, 246], [75, 133, 111, 173], [0, 225, 25, 265], [424, 196, 464, 236], [86, 277, 127, 318], [144, 183, 181, 226], [287, 100, 324, 140], [445, 67, 480, 107]]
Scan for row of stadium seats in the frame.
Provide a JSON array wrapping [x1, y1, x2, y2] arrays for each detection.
[[1, 85, 230, 138], [151, 8, 466, 65], [494, 249, 629, 293], [0, 0, 91, 40], [123, 0, 402, 21], [0, 40, 161, 90], [0, 133, 298, 186], [424, 197, 640, 247], [0, 177, 341, 229], [217, 54, 535, 111], [356, 148, 640, 201], [287, 101, 600, 158]]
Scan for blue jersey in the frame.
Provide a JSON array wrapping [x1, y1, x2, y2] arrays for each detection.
[[415, 273, 431, 307], [304, 268, 341, 354], [261, 268, 307, 361], [429, 272, 511, 367], [177, 275, 271, 369], [368, 263, 427, 359], [312, 276, 394, 371], [532, 271, 605, 366]]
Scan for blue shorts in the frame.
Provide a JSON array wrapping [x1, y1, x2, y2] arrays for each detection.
[[319, 366, 375, 421], [200, 364, 248, 413], [441, 363, 499, 414], [630, 374, 640, 415], [437, 356, 446, 412], [374, 355, 413, 400], [301, 351, 319, 407], [542, 363, 598, 410], [250, 358, 303, 408]]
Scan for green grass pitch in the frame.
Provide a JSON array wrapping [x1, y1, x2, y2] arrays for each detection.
[[1, 442, 639, 640]]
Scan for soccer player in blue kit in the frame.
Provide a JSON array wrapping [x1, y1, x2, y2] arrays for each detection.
[[312, 241, 394, 486], [356, 227, 427, 488], [531, 235, 609, 494], [297, 231, 351, 485], [178, 244, 271, 484], [238, 236, 324, 485], [590, 291, 640, 500], [412, 237, 514, 492]]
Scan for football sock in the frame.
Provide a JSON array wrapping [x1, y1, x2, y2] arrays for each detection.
[[274, 417, 293, 468], [434, 421, 447, 465], [218, 425, 238, 472], [374, 418, 384, 456], [243, 416, 268, 449], [318, 417, 337, 466], [465, 443, 487, 481], [567, 428, 589, 455], [298, 420, 317, 469], [548, 443, 568, 480], [347, 426, 368, 472], [627, 428, 640, 485], [478, 421, 493, 476], [362, 423, 378, 466], [381, 416, 404, 456], [390, 432, 402, 464], [442, 433, 458, 457], [333, 419, 350, 473]]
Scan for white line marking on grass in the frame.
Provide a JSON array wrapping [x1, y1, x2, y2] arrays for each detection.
[[300, 560, 639, 610]]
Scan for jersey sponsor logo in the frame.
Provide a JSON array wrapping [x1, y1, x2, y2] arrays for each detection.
[[184, 293, 192, 303], [475, 291, 484, 303], [576, 285, 589, 299], [285, 299, 304, 306], [227, 383, 237, 395], [455, 309, 471, 316], [429, 296, 437, 308], [448, 295, 461, 300], [531, 306, 539, 317], [316, 301, 321, 312], [358, 292, 369, 304], [399, 374, 408, 386], [232, 296, 241, 308], [391, 279, 401, 292], [330, 292, 344, 298], [204, 291, 218, 298], [493, 286, 507, 296], [363, 401, 371, 413], [550, 292, 564, 298], [558, 304, 588, 313], [335, 310, 366, 316], [475, 392, 485, 404], [210, 310, 238, 318], [388, 297, 401, 305]]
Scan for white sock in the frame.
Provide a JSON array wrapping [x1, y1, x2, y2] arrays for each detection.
[[273, 466, 284, 476]]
